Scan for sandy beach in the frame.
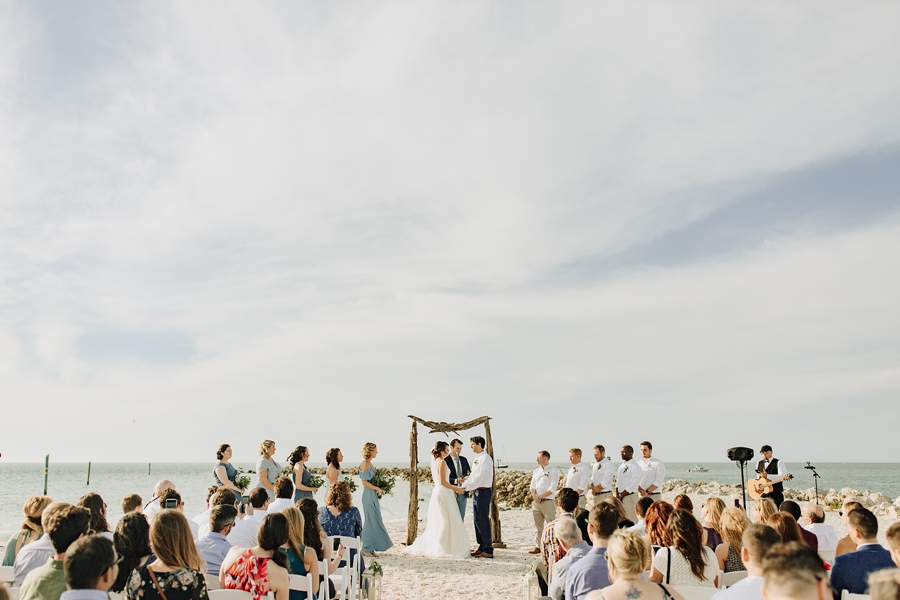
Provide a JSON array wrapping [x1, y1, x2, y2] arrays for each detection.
[[375, 488, 900, 600]]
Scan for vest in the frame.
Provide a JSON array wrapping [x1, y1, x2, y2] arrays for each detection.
[[756, 458, 783, 493]]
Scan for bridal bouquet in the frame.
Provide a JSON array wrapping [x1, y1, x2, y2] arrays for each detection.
[[369, 469, 396, 496], [235, 468, 253, 491], [281, 465, 293, 478], [307, 474, 326, 490], [345, 477, 359, 493]]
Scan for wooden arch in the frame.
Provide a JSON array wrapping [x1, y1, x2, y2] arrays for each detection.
[[406, 415, 504, 547]]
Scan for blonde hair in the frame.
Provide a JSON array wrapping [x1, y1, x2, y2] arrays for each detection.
[[719, 507, 751, 557], [754, 498, 778, 524], [705, 498, 726, 532], [259, 440, 275, 457], [605, 530, 652, 579], [569, 448, 582, 458], [150, 510, 203, 570], [22, 496, 53, 534], [281, 507, 306, 560], [362, 442, 377, 460], [868, 568, 900, 600]]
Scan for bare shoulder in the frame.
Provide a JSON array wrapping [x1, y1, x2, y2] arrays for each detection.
[[360, 460, 371, 470]]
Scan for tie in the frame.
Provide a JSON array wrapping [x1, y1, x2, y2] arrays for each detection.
[[454, 456, 462, 484]]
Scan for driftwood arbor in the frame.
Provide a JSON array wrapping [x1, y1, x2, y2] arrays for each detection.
[[406, 415, 504, 547]]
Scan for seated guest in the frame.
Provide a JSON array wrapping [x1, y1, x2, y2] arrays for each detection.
[[61, 534, 119, 600], [716, 507, 751, 573], [778, 502, 818, 550], [627, 496, 655, 535], [228, 488, 269, 548], [539, 487, 580, 583], [268, 477, 296, 513], [766, 513, 805, 545], [674, 494, 694, 512], [124, 510, 208, 600], [19, 503, 91, 600], [574, 509, 591, 545], [196, 490, 238, 538], [221, 513, 290, 600], [196, 505, 237, 577], [121, 494, 143, 515], [644, 501, 675, 553], [565, 500, 620, 600], [143, 480, 176, 524], [281, 507, 320, 600], [608, 496, 635, 529], [111, 512, 155, 593], [887, 522, 900, 568], [868, 569, 900, 600], [298, 499, 341, 599], [753, 498, 778, 525], [3, 496, 53, 567], [830, 507, 895, 600], [548, 518, 590, 600], [192, 487, 222, 530], [159, 489, 199, 539], [834, 501, 863, 558], [77, 493, 113, 541], [801, 504, 837, 555], [712, 524, 782, 600], [702, 498, 726, 551], [585, 530, 685, 600], [761, 541, 828, 600], [319, 481, 363, 539], [650, 509, 718, 588]]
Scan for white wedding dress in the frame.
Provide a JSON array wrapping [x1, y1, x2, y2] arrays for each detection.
[[404, 458, 470, 558]]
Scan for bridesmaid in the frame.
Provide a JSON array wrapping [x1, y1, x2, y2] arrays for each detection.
[[325, 448, 345, 488], [214, 444, 246, 498], [359, 442, 393, 557], [288, 446, 318, 502], [256, 440, 281, 501]]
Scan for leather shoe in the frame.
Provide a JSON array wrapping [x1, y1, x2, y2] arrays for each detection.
[[528, 547, 541, 554], [470, 550, 480, 556], [476, 551, 494, 558]]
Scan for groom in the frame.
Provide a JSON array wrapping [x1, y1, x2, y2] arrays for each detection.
[[444, 438, 471, 520], [462, 436, 494, 558]]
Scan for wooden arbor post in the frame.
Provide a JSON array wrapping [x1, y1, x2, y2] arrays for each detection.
[[406, 415, 504, 548]]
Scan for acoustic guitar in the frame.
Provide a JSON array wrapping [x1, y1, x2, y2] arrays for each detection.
[[747, 473, 793, 500]]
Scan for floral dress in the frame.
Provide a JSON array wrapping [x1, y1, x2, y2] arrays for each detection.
[[124, 566, 209, 600], [224, 549, 273, 600]]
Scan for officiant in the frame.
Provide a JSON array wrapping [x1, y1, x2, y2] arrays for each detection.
[[445, 438, 471, 519]]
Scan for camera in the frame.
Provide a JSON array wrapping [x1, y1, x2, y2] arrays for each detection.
[[726, 447, 754, 463]]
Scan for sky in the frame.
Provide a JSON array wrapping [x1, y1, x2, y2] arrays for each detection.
[[1, 2, 899, 465]]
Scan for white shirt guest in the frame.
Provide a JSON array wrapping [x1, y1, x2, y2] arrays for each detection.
[[802, 503, 838, 552], [565, 449, 591, 508], [637, 441, 665, 497], [590, 446, 614, 498], [143, 479, 176, 524], [227, 489, 269, 548]]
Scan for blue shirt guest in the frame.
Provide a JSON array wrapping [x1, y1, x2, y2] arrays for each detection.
[[566, 500, 620, 600], [830, 508, 895, 600], [61, 535, 119, 600], [196, 505, 237, 577]]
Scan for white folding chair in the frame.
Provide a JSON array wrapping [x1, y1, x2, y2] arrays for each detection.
[[673, 586, 719, 600], [7, 588, 20, 600], [0, 567, 14, 584], [108, 593, 124, 600], [718, 571, 748, 589], [819, 550, 836, 565], [289, 573, 316, 598], [329, 536, 362, 600], [204, 573, 222, 590], [209, 592, 253, 600], [841, 591, 870, 600]]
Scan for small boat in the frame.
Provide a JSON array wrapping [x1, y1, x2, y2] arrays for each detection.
[[496, 459, 508, 469], [687, 465, 708, 473]]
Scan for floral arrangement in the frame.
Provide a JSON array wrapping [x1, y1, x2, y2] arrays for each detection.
[[345, 477, 359, 493], [307, 474, 325, 490], [369, 469, 396, 496], [235, 467, 253, 491], [281, 465, 294, 478]]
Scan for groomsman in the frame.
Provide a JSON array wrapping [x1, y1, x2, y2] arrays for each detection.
[[616, 445, 641, 521], [589, 445, 614, 504], [529, 450, 560, 554], [637, 441, 665, 500], [565, 448, 591, 509], [445, 439, 471, 520]]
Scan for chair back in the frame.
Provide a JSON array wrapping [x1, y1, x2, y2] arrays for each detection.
[[673, 586, 719, 600], [7, 587, 20, 600], [840, 591, 870, 600], [289, 573, 315, 594], [0, 567, 14, 584], [819, 550, 836, 565], [209, 590, 254, 600], [718, 571, 748, 589], [204, 573, 222, 590]]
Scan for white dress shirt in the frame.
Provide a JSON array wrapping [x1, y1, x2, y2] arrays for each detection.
[[193, 507, 212, 527], [616, 459, 641, 494], [530, 465, 560, 500], [268, 498, 295, 513], [227, 508, 268, 548], [627, 519, 646, 535], [638, 456, 666, 492], [566, 462, 591, 495], [143, 498, 162, 523], [711, 575, 763, 600], [464, 451, 494, 491], [591, 457, 614, 493], [804, 523, 838, 552], [759, 458, 787, 484], [12, 534, 55, 586]]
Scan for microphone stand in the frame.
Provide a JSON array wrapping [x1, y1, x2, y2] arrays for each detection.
[[805, 462, 820, 505], [736, 459, 749, 509]]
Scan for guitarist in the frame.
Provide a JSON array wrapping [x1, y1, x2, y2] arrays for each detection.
[[755, 444, 787, 507]]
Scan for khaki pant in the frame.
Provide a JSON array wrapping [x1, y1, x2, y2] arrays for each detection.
[[591, 491, 612, 508], [620, 492, 638, 523], [577, 495, 587, 509], [532, 499, 557, 547]]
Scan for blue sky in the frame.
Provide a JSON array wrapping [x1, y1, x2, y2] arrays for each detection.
[[1, 2, 899, 464]]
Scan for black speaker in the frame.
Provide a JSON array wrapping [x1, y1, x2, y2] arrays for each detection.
[[727, 447, 754, 462]]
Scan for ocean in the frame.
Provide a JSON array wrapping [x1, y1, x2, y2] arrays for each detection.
[[1, 461, 897, 541]]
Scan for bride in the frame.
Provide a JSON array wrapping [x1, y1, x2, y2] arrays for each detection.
[[405, 441, 470, 558]]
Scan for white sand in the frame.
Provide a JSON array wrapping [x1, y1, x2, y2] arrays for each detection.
[[375, 491, 900, 600]]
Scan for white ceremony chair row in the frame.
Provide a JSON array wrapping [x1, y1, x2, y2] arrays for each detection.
[[717, 570, 748, 589], [0, 566, 14, 584], [840, 591, 870, 600], [208, 589, 273, 600], [674, 586, 719, 600], [289, 573, 316, 598], [328, 535, 362, 600]]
